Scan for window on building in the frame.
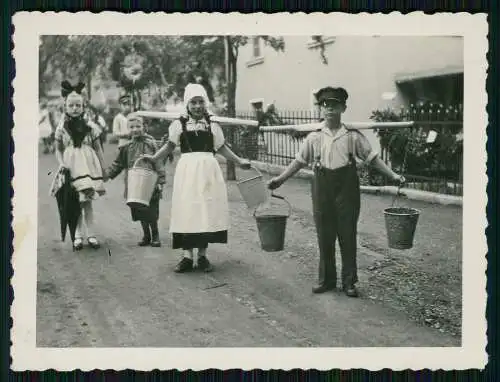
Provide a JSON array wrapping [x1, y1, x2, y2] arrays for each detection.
[[246, 36, 264, 67]]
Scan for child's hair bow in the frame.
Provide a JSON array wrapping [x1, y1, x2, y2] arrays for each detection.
[[61, 80, 85, 98]]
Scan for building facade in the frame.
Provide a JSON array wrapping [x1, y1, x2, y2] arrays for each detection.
[[235, 36, 464, 148]]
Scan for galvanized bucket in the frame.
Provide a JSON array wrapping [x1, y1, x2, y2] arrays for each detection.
[[384, 206, 420, 250], [237, 166, 269, 209], [253, 194, 291, 252], [126, 157, 158, 207]]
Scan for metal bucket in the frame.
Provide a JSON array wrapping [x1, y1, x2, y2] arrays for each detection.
[[237, 166, 269, 209], [126, 157, 158, 207], [254, 194, 291, 252], [384, 207, 420, 250]]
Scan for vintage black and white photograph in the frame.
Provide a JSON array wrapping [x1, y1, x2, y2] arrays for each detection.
[[12, 12, 487, 370]]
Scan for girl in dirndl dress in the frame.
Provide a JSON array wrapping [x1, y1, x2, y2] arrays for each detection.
[[54, 81, 106, 251], [143, 83, 251, 273]]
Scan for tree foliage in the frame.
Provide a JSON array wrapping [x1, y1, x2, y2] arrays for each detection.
[[370, 106, 463, 179]]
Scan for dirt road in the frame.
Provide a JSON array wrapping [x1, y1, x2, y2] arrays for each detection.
[[37, 144, 460, 347]]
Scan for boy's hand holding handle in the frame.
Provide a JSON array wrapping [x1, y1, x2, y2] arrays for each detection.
[[267, 176, 284, 190]]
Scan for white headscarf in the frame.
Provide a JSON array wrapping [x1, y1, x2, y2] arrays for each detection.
[[183, 83, 209, 105], [183, 83, 213, 116]]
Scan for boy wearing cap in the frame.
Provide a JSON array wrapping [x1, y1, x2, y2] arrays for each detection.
[[113, 94, 133, 148], [268, 86, 404, 297]]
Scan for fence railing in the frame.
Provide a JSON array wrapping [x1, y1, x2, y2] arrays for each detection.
[[227, 109, 463, 196]]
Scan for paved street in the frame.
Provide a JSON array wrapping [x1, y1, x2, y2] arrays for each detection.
[[36, 143, 461, 347]]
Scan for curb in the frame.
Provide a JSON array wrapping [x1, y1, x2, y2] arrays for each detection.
[[218, 157, 462, 207]]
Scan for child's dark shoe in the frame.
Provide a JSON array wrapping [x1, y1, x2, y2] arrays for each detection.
[[138, 237, 151, 246], [73, 238, 83, 251], [150, 239, 161, 247], [174, 258, 193, 273], [87, 237, 100, 249], [197, 256, 214, 272], [344, 285, 359, 298]]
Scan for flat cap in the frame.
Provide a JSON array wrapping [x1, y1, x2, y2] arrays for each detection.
[[314, 86, 348, 103]]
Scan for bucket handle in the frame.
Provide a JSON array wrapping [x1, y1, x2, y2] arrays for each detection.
[[238, 165, 263, 182], [133, 157, 155, 169], [253, 193, 291, 218]]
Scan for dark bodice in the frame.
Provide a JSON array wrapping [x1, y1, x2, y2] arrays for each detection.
[[180, 128, 215, 154]]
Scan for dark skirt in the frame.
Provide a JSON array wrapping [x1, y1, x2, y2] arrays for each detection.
[[172, 230, 228, 250], [129, 189, 161, 223]]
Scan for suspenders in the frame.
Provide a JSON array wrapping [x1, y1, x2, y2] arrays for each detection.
[[313, 127, 356, 170], [347, 129, 356, 165]]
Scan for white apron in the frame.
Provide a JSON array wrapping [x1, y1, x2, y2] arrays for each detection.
[[169, 152, 229, 233]]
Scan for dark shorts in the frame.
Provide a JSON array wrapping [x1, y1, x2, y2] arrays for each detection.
[[129, 189, 161, 223]]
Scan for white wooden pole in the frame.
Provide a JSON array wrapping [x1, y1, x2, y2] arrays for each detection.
[[258, 121, 415, 132], [134, 111, 413, 131], [133, 110, 259, 127]]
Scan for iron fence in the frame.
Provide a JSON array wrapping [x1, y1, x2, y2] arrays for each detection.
[[225, 109, 463, 196]]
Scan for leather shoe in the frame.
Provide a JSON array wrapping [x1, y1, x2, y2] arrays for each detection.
[[344, 285, 359, 298], [138, 237, 151, 246], [150, 239, 161, 247], [174, 257, 193, 273], [312, 284, 336, 294]]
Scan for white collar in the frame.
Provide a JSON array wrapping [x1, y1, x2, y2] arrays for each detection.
[[321, 122, 348, 140]]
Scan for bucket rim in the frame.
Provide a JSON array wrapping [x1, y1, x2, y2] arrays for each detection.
[[133, 157, 157, 168], [384, 207, 421, 216], [236, 165, 263, 185], [253, 193, 291, 218], [254, 214, 289, 219], [128, 167, 157, 174], [236, 174, 264, 185]]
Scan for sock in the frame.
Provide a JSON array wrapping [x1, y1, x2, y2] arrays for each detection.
[[183, 249, 193, 260], [198, 247, 207, 258]]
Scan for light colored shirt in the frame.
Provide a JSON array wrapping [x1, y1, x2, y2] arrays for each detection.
[[168, 118, 225, 151], [112, 113, 130, 147], [296, 123, 378, 170]]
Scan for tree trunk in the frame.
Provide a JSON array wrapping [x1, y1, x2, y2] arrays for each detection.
[[225, 37, 237, 181], [86, 73, 92, 101]]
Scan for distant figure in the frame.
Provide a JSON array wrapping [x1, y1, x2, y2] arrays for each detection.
[[86, 105, 108, 149], [113, 93, 133, 149], [39, 100, 55, 154]]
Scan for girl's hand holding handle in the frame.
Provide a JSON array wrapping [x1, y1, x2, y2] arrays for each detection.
[[239, 159, 251, 170], [392, 173, 406, 185]]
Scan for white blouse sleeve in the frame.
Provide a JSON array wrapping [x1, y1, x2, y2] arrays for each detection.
[[168, 120, 182, 146], [211, 122, 225, 151]]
